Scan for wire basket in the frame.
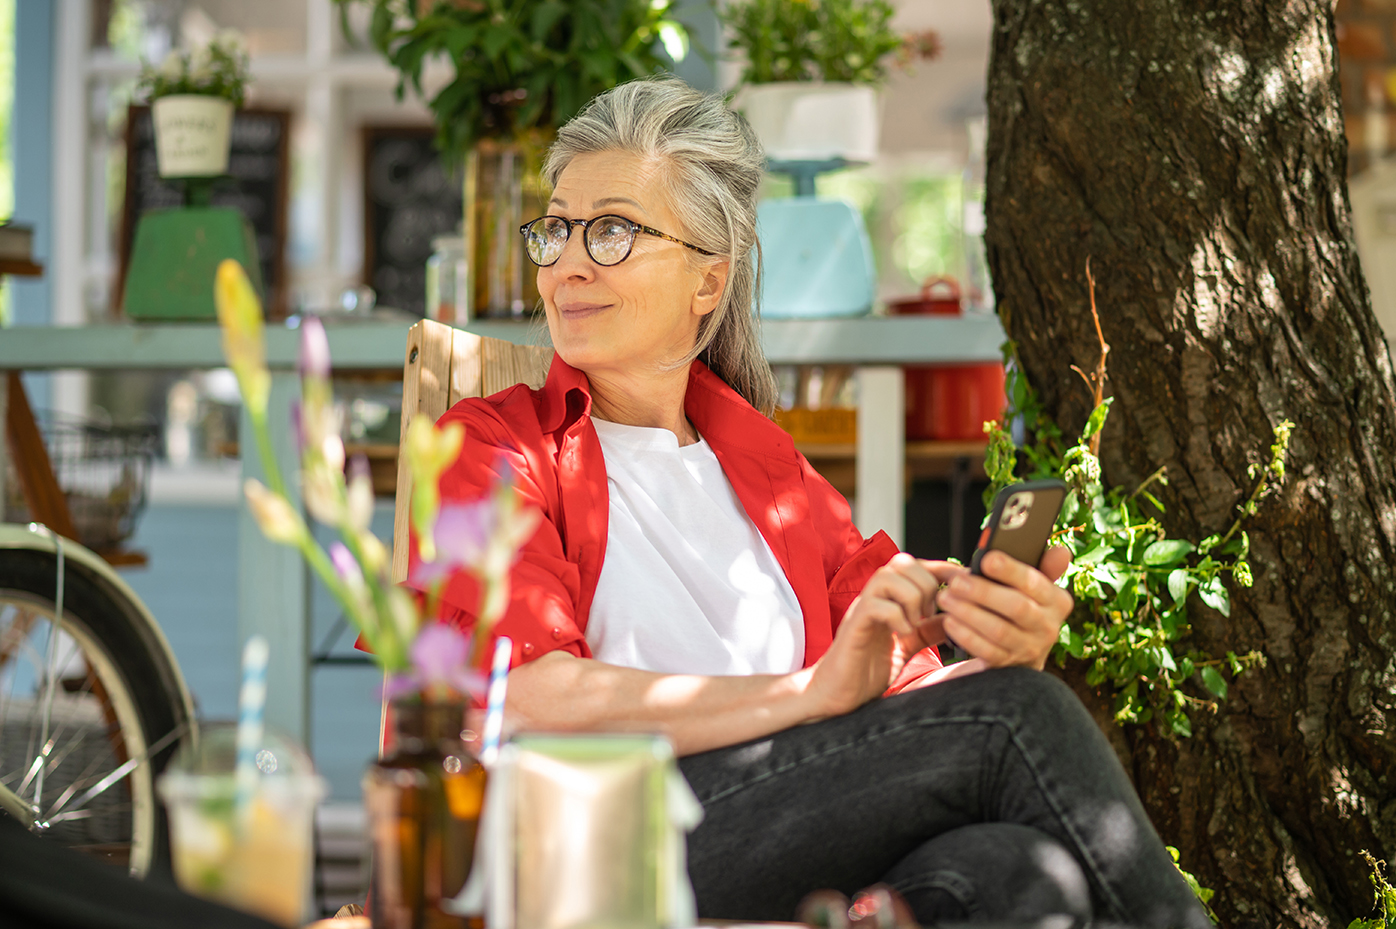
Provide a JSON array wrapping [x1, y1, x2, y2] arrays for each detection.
[[4, 413, 160, 551]]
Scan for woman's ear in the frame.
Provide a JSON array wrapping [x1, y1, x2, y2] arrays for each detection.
[[691, 259, 730, 318]]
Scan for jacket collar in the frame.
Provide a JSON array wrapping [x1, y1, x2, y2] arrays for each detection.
[[537, 352, 796, 462], [537, 353, 594, 435]]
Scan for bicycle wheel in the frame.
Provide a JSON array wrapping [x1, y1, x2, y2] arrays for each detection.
[[0, 546, 192, 877]]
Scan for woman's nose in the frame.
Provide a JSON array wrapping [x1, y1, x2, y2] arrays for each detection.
[[551, 230, 595, 279]]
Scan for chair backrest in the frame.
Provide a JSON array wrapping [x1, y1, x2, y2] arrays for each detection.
[[391, 319, 553, 583]]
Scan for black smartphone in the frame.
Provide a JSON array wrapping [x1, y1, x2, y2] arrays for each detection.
[[970, 479, 1069, 577]]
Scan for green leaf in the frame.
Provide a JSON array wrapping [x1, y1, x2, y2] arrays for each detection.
[[1081, 397, 1114, 441], [1201, 666, 1228, 699], [1116, 576, 1139, 616], [531, 0, 568, 42], [1066, 628, 1086, 659], [1074, 542, 1114, 566], [1143, 539, 1195, 566], [1165, 707, 1193, 737], [1167, 568, 1189, 604], [1198, 577, 1231, 617]]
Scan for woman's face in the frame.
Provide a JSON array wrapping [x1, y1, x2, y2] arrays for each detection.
[[537, 150, 727, 381]]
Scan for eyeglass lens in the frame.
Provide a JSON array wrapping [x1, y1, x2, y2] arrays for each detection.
[[524, 216, 635, 267]]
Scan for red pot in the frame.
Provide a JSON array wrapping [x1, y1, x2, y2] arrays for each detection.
[[888, 276, 962, 316], [904, 363, 1006, 441]]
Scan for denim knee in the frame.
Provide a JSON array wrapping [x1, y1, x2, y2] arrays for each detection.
[[881, 822, 1093, 925]]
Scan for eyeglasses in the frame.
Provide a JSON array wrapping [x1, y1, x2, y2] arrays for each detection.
[[518, 214, 714, 268]]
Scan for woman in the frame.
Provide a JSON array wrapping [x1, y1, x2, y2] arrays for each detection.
[[426, 78, 1210, 928]]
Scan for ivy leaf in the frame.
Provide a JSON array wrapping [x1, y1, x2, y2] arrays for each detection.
[[1167, 568, 1189, 604], [1165, 706, 1193, 737], [1116, 576, 1139, 616], [1066, 627, 1086, 659], [1198, 577, 1231, 617], [1092, 562, 1127, 593], [1144, 539, 1195, 566], [1074, 541, 1114, 566], [1081, 397, 1114, 441], [1201, 666, 1228, 699]]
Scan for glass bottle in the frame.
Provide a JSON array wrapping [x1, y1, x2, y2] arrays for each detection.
[[364, 699, 486, 929]]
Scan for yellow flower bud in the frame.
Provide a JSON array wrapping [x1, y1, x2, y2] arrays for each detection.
[[243, 478, 304, 545], [215, 260, 270, 417]]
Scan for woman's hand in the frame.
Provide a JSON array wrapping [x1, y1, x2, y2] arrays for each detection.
[[935, 546, 1074, 670], [804, 553, 944, 718]]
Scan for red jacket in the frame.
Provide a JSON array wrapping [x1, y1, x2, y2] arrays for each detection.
[[422, 354, 943, 688]]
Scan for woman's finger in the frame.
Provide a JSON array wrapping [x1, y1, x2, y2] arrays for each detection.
[[938, 580, 1057, 668], [1038, 545, 1073, 583], [845, 591, 917, 638]]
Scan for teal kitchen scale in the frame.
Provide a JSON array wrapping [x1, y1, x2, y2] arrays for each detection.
[[743, 82, 880, 319], [757, 157, 876, 318]]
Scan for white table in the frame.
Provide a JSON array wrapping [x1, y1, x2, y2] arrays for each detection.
[[0, 313, 1005, 741]]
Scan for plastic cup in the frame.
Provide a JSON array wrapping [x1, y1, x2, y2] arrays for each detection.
[[157, 723, 327, 927]]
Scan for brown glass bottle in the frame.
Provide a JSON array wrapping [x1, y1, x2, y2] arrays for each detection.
[[364, 700, 486, 929]]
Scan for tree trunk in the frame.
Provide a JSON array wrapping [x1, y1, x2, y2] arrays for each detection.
[[985, 2, 1396, 926]]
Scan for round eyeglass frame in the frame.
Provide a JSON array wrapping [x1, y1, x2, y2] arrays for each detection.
[[518, 214, 715, 268]]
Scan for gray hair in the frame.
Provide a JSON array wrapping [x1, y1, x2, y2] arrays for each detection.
[[543, 77, 779, 415]]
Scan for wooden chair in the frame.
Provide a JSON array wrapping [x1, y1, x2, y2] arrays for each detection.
[[381, 319, 551, 755], [390, 318, 553, 584]]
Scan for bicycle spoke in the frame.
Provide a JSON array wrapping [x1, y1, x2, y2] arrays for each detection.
[[44, 721, 187, 824]]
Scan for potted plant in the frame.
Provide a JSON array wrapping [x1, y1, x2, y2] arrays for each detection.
[[136, 31, 250, 179], [335, 0, 691, 317], [720, 0, 938, 163]]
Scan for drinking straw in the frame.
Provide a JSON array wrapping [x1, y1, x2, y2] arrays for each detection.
[[479, 636, 512, 767], [235, 635, 270, 822]]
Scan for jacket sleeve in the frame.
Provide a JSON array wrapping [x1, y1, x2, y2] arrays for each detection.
[[407, 397, 589, 670], [796, 450, 944, 692]]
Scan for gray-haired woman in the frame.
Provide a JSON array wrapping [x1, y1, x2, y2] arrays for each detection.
[[427, 77, 1210, 928]]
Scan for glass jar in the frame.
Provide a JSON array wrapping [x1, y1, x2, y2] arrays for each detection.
[[425, 236, 469, 325], [364, 699, 486, 929]]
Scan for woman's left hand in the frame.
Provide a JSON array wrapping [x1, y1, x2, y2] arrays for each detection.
[[934, 546, 1074, 670]]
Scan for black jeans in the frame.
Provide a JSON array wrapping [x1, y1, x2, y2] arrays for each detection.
[[679, 668, 1212, 928]]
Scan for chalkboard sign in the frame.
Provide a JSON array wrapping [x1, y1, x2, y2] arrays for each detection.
[[119, 105, 290, 317], [362, 126, 464, 316]]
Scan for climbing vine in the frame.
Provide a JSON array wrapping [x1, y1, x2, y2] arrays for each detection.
[[984, 264, 1292, 736]]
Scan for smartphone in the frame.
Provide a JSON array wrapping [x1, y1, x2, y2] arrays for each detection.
[[970, 479, 1068, 577]]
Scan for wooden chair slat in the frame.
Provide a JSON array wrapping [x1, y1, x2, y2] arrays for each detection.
[[448, 328, 483, 408], [391, 324, 427, 584], [390, 319, 553, 584]]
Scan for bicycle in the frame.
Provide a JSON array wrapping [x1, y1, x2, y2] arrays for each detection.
[[0, 521, 196, 877]]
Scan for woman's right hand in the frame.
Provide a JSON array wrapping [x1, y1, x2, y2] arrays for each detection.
[[803, 553, 945, 719]]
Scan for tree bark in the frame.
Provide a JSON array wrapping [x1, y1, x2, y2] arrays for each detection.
[[985, 2, 1396, 926]]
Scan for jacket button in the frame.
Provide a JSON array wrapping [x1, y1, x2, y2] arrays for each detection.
[[551, 627, 563, 640], [523, 642, 535, 656]]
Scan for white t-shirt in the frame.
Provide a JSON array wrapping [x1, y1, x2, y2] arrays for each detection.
[[586, 416, 805, 675]]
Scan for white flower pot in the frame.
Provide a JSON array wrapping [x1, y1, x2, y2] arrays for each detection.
[[151, 95, 235, 178], [734, 82, 880, 164]]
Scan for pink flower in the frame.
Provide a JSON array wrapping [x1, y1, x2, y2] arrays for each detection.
[[382, 623, 486, 701]]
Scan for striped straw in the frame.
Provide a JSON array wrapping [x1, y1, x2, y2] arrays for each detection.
[[479, 636, 512, 767], [235, 636, 270, 822]]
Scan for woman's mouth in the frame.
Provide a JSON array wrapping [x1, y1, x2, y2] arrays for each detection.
[[557, 302, 611, 319]]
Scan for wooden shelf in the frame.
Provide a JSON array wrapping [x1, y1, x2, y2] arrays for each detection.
[[797, 440, 988, 459], [0, 258, 43, 277]]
